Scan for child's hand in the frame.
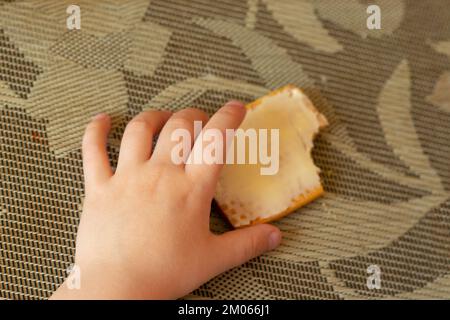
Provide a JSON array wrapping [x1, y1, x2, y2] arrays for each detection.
[[51, 101, 281, 299]]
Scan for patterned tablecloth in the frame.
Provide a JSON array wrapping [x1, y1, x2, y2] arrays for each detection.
[[0, 0, 449, 299]]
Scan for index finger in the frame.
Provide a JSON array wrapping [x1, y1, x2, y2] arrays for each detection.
[[185, 101, 246, 189]]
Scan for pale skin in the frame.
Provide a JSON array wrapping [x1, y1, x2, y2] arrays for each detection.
[[51, 101, 282, 299]]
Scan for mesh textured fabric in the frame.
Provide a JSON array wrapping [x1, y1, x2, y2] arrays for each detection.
[[1, 0, 449, 300]]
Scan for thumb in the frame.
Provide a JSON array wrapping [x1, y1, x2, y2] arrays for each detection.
[[210, 224, 282, 275]]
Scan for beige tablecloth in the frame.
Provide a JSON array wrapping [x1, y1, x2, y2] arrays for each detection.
[[0, 0, 449, 299]]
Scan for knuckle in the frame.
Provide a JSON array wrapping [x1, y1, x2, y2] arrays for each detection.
[[182, 108, 208, 121], [142, 109, 158, 116], [169, 116, 193, 129], [126, 118, 152, 133], [183, 107, 198, 113], [192, 107, 208, 118], [142, 109, 167, 119], [85, 120, 102, 133], [218, 105, 239, 120], [243, 233, 259, 260], [83, 121, 102, 143]]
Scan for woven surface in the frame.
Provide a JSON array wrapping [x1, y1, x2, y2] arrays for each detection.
[[1, 0, 449, 300]]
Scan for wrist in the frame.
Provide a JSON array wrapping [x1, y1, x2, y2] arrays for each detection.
[[51, 263, 169, 299]]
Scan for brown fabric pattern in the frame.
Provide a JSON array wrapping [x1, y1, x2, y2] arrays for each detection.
[[0, 0, 449, 299]]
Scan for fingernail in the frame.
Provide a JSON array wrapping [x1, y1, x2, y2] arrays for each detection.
[[268, 231, 281, 250], [225, 100, 245, 109], [93, 113, 108, 120]]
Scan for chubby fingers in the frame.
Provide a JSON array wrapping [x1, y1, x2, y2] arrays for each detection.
[[207, 224, 281, 277], [185, 101, 246, 188], [82, 113, 113, 188], [152, 108, 209, 167], [117, 110, 172, 171]]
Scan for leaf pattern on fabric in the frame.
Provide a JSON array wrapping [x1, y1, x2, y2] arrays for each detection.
[[263, 0, 343, 53], [0, 2, 66, 68], [430, 41, 450, 57], [26, 59, 127, 154], [426, 71, 450, 113], [377, 60, 443, 188], [123, 21, 172, 77], [0, 0, 449, 300], [0, 29, 43, 99], [329, 197, 450, 297], [315, 0, 404, 39], [50, 31, 131, 70], [195, 17, 313, 89]]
